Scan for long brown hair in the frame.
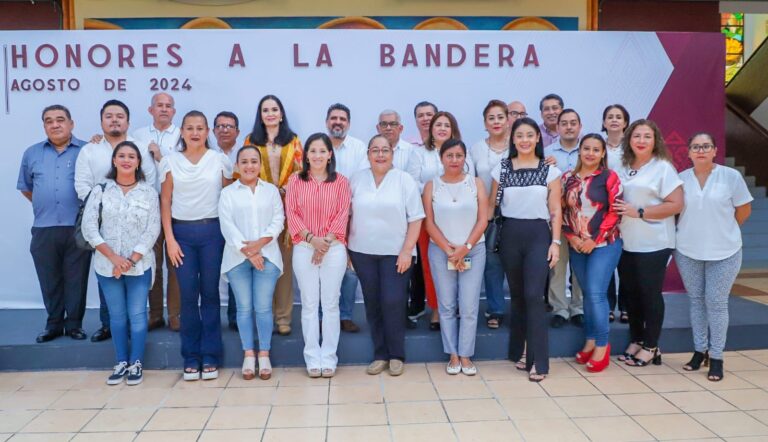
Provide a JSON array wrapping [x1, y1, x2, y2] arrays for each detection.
[[425, 111, 461, 151], [621, 119, 673, 167]]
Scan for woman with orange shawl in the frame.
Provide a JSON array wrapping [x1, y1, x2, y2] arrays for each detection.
[[245, 95, 303, 336]]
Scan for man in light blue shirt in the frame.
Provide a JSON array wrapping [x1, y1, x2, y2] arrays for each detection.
[[17, 105, 91, 343], [544, 108, 584, 328]]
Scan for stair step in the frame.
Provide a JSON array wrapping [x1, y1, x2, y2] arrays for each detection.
[[746, 175, 757, 187], [752, 199, 768, 209], [742, 248, 768, 261], [751, 187, 767, 198], [748, 210, 768, 222], [742, 221, 768, 234], [725, 157, 736, 167], [742, 233, 768, 247], [736, 165, 747, 176]]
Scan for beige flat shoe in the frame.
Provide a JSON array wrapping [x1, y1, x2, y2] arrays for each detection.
[[366, 360, 388, 375], [389, 359, 404, 376]]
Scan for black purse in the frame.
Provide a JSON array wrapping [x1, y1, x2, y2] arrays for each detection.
[[73, 183, 106, 251], [486, 161, 507, 253]]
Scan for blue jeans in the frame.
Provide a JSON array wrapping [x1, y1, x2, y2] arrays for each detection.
[[98, 282, 110, 328], [173, 220, 225, 368], [227, 258, 281, 352], [339, 268, 358, 321], [429, 243, 486, 357], [569, 239, 623, 346], [96, 272, 152, 364], [483, 237, 507, 316]]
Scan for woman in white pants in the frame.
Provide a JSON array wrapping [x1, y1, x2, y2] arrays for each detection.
[[286, 133, 351, 378]]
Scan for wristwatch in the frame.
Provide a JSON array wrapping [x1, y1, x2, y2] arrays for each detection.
[[638, 208, 645, 219], [552, 239, 562, 246], [465, 242, 473, 250]]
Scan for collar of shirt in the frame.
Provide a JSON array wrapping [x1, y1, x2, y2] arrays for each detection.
[[44, 137, 84, 151], [539, 123, 558, 138], [551, 142, 579, 154], [149, 123, 177, 136], [234, 179, 265, 190]]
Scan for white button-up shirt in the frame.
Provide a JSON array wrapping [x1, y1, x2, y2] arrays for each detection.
[[332, 135, 369, 179], [82, 180, 160, 278], [132, 123, 180, 160], [219, 179, 285, 276], [348, 168, 425, 256], [74, 136, 157, 200], [393, 138, 414, 171]]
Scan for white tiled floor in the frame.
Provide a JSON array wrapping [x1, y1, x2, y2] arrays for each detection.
[[2, 352, 768, 441]]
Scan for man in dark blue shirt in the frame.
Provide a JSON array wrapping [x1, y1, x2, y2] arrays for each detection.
[[17, 105, 92, 343]]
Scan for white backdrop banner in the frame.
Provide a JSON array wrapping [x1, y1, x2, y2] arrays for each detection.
[[1, 29, 682, 308]]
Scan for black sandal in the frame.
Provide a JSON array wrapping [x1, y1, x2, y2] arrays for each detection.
[[682, 351, 709, 371], [486, 314, 502, 329], [626, 346, 661, 367], [608, 312, 615, 323], [619, 311, 629, 323], [618, 341, 642, 362], [708, 358, 724, 382]]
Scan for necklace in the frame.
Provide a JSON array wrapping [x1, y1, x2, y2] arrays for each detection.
[[442, 176, 465, 203], [116, 180, 137, 187], [628, 158, 651, 177]]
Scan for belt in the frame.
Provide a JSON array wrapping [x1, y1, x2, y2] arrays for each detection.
[[171, 217, 219, 225]]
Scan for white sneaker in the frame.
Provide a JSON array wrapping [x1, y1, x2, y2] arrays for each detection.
[[446, 363, 461, 375]]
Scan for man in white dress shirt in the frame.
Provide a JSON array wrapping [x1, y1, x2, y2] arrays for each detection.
[[407, 101, 437, 148], [132, 93, 182, 332], [376, 110, 413, 172], [212, 110, 241, 331], [325, 103, 367, 333], [75, 99, 157, 342]]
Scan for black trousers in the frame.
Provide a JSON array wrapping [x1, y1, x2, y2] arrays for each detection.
[[350, 251, 412, 361], [499, 218, 551, 375], [408, 246, 426, 312], [607, 271, 627, 313], [619, 248, 672, 348], [30, 226, 91, 331]]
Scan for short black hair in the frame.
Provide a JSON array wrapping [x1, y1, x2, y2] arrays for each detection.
[[100, 99, 130, 122], [214, 111, 239, 129], [557, 108, 581, 124], [41, 104, 71, 121], [539, 93, 564, 111], [326, 103, 351, 121], [413, 101, 437, 117]]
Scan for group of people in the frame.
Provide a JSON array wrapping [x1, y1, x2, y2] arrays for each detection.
[[17, 91, 752, 385]]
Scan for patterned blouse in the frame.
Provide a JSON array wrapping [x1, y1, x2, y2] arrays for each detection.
[[82, 180, 161, 278], [561, 168, 622, 246]]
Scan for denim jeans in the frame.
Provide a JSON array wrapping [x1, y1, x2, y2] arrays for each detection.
[[339, 268, 358, 321], [96, 272, 152, 364], [98, 282, 110, 328], [569, 239, 623, 346], [429, 243, 486, 357], [483, 236, 507, 316], [173, 220, 225, 368], [227, 258, 281, 352]]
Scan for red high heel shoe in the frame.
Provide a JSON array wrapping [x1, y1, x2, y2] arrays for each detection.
[[586, 344, 611, 373], [575, 347, 595, 365]]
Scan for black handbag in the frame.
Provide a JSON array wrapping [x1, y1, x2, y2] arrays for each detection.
[[486, 161, 506, 253], [73, 183, 106, 251]]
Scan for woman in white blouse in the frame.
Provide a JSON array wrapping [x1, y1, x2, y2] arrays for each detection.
[[83, 141, 160, 386], [676, 133, 752, 381], [613, 119, 683, 367], [601, 104, 630, 324], [424, 139, 488, 375], [219, 145, 284, 381], [489, 117, 562, 382], [160, 111, 233, 381], [349, 135, 425, 377], [407, 111, 473, 330], [470, 99, 509, 330]]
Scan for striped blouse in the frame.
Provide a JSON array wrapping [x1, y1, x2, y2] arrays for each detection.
[[285, 173, 352, 245]]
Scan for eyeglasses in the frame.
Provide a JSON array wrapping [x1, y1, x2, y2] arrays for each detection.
[[214, 124, 236, 130], [369, 148, 393, 156], [689, 143, 715, 152], [508, 111, 528, 118], [378, 121, 400, 129]]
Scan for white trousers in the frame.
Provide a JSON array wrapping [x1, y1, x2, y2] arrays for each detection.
[[293, 243, 347, 370]]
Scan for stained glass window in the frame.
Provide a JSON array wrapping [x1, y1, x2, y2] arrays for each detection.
[[721, 12, 744, 83]]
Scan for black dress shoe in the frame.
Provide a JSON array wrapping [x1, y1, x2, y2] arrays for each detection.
[[91, 327, 112, 342], [147, 318, 165, 331], [570, 314, 585, 328], [228, 322, 239, 332], [550, 315, 567, 328], [66, 328, 87, 340], [36, 329, 63, 343]]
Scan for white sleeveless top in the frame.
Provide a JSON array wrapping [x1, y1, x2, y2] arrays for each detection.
[[431, 175, 485, 245]]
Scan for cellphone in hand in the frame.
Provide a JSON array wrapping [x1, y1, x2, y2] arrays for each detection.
[[448, 257, 472, 270]]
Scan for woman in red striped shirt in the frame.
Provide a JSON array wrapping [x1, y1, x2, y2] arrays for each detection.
[[286, 133, 352, 378]]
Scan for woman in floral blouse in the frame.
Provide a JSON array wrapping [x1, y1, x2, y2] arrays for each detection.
[[561, 133, 622, 373]]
